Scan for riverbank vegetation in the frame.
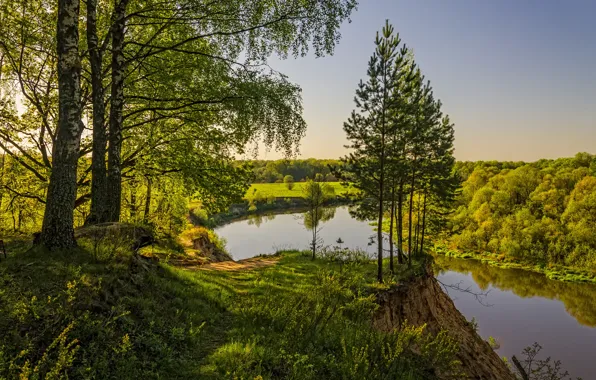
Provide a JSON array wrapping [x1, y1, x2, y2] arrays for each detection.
[[241, 159, 343, 183], [441, 154, 596, 274]]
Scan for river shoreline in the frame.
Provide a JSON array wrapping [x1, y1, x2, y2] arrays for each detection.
[[191, 198, 353, 228], [201, 202, 596, 285], [432, 243, 596, 284]]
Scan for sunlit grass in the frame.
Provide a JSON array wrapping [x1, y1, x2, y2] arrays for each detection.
[[245, 182, 358, 199]]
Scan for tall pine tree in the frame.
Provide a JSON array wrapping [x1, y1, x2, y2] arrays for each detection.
[[342, 21, 410, 282]]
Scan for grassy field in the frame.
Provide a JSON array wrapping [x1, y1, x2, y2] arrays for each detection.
[[0, 236, 459, 379], [246, 182, 358, 199]]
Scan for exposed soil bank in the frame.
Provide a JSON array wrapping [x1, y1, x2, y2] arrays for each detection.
[[373, 265, 515, 380]]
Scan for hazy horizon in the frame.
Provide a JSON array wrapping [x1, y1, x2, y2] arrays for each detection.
[[245, 0, 596, 162]]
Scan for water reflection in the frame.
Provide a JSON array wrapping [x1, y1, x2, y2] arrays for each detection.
[[303, 207, 336, 230], [216, 206, 377, 261], [246, 213, 278, 227], [434, 254, 596, 327]]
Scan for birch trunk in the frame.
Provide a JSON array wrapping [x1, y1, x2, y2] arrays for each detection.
[[41, 0, 82, 249], [87, 0, 108, 224], [106, 0, 129, 222]]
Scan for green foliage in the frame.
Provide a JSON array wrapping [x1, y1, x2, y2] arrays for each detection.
[[0, 248, 206, 379], [340, 21, 456, 278], [243, 159, 343, 183], [198, 252, 461, 379], [284, 174, 295, 190], [447, 153, 596, 271]]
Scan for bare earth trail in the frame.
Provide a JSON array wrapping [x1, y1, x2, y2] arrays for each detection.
[[189, 256, 280, 271]]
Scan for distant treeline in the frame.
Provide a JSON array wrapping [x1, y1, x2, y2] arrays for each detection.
[[448, 152, 596, 269], [240, 159, 343, 183]]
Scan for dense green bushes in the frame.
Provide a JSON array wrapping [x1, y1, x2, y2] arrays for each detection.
[[448, 153, 596, 270]]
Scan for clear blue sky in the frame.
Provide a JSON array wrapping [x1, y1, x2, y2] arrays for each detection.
[[257, 0, 596, 162]]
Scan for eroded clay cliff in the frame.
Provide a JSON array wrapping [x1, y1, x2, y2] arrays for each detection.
[[373, 266, 516, 380]]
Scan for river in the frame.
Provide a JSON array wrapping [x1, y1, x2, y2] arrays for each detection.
[[216, 206, 596, 378]]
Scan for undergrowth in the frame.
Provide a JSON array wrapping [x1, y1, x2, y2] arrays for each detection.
[[0, 237, 462, 379]]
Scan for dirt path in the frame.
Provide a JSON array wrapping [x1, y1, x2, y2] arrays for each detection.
[[191, 256, 279, 271]]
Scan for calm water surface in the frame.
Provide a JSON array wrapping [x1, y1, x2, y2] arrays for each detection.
[[216, 206, 596, 379]]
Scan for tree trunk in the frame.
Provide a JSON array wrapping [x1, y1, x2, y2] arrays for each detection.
[[388, 185, 395, 274], [397, 180, 404, 264], [129, 180, 137, 221], [420, 185, 429, 255], [0, 154, 5, 228], [87, 0, 107, 224], [106, 0, 129, 222], [40, 0, 82, 249], [407, 164, 415, 266], [377, 162, 385, 282], [143, 176, 152, 222], [415, 191, 421, 255]]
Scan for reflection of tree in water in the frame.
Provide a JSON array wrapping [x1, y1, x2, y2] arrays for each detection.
[[247, 213, 277, 227], [434, 255, 596, 327], [303, 207, 336, 230]]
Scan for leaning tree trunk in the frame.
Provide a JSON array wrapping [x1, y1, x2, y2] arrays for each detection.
[[40, 0, 82, 249], [106, 0, 129, 222], [87, 0, 108, 224]]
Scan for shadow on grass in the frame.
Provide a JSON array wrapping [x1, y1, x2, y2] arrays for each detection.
[[0, 243, 238, 379]]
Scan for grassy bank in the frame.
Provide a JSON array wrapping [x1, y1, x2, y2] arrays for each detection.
[[433, 243, 596, 284], [0, 239, 463, 379]]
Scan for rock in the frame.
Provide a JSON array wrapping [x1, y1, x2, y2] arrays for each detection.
[[75, 223, 154, 251], [373, 265, 515, 380]]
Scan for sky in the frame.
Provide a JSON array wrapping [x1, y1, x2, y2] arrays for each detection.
[[255, 0, 596, 162]]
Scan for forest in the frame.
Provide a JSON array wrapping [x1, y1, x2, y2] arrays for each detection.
[[447, 153, 596, 269], [242, 159, 342, 183]]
